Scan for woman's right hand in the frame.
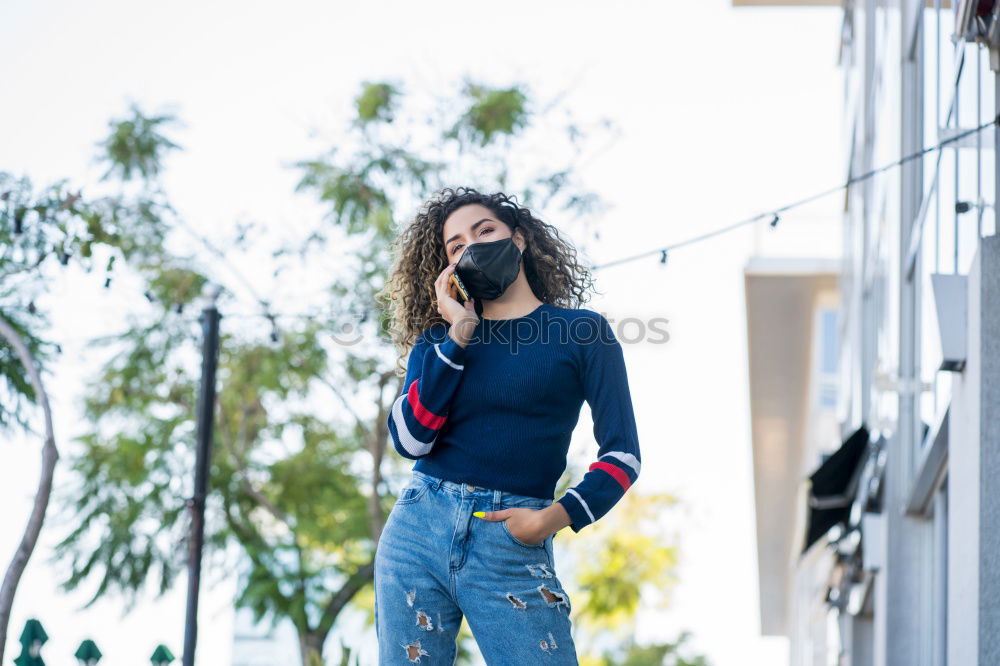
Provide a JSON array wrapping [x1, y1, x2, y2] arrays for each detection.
[[435, 263, 477, 346]]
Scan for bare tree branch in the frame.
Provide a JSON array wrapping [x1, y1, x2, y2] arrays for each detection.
[[0, 252, 48, 282], [316, 373, 370, 437], [221, 503, 292, 607], [315, 557, 376, 639], [0, 316, 60, 665], [218, 404, 297, 533], [367, 370, 398, 545]]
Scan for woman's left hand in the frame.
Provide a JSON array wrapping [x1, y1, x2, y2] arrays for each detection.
[[475, 507, 548, 545]]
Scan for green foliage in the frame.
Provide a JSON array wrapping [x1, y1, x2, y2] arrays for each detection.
[[48, 317, 197, 610], [143, 263, 209, 309], [0, 168, 170, 433], [292, 161, 395, 236], [445, 80, 530, 147], [567, 492, 680, 634], [0, 303, 54, 432], [353, 82, 399, 125], [96, 102, 181, 182], [0, 101, 180, 429]]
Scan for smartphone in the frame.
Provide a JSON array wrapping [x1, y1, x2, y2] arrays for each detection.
[[450, 273, 470, 303]]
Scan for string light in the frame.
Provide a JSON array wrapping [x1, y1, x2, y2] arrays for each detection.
[[589, 113, 1000, 272], [10, 113, 999, 333]]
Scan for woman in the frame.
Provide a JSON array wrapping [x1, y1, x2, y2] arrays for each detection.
[[375, 186, 641, 664]]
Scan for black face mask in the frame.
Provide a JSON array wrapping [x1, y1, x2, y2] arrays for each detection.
[[454, 236, 523, 301]]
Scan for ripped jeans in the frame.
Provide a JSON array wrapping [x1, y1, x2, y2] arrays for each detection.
[[374, 469, 579, 665]]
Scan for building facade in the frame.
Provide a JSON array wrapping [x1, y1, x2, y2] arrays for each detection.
[[744, 1, 999, 665]]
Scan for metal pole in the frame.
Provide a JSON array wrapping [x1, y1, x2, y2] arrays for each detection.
[[183, 284, 222, 666]]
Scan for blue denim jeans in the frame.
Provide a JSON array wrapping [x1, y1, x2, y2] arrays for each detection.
[[374, 469, 579, 664]]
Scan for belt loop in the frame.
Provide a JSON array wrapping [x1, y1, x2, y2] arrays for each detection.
[[434, 477, 443, 491], [493, 489, 501, 511]]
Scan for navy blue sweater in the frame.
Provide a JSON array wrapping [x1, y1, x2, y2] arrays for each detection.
[[386, 302, 641, 533]]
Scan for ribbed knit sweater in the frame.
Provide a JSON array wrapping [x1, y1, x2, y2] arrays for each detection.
[[386, 302, 641, 533]]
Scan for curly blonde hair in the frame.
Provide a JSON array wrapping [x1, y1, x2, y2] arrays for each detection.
[[378, 186, 597, 375]]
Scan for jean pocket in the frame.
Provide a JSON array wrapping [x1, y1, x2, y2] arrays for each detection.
[[500, 519, 547, 548], [395, 477, 431, 505]]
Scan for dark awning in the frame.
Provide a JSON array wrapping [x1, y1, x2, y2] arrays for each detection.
[[803, 425, 871, 553]]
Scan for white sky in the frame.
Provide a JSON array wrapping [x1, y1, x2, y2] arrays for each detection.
[[0, 1, 845, 664]]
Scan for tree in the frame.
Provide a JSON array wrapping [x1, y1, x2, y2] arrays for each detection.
[[37, 78, 616, 666], [0, 314, 58, 666], [0, 110, 177, 663], [564, 492, 711, 665]]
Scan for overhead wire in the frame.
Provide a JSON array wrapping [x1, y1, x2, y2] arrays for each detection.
[[12, 114, 1000, 328], [588, 113, 1000, 272]]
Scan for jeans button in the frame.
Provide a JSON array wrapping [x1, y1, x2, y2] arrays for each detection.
[[465, 483, 476, 491]]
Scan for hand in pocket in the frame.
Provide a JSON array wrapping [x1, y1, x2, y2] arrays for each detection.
[[475, 507, 547, 545]]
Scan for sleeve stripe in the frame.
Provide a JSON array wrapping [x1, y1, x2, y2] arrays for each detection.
[[600, 451, 641, 476], [406, 379, 447, 429], [434, 343, 464, 370], [566, 489, 596, 523], [589, 461, 632, 491], [391, 393, 435, 457]]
